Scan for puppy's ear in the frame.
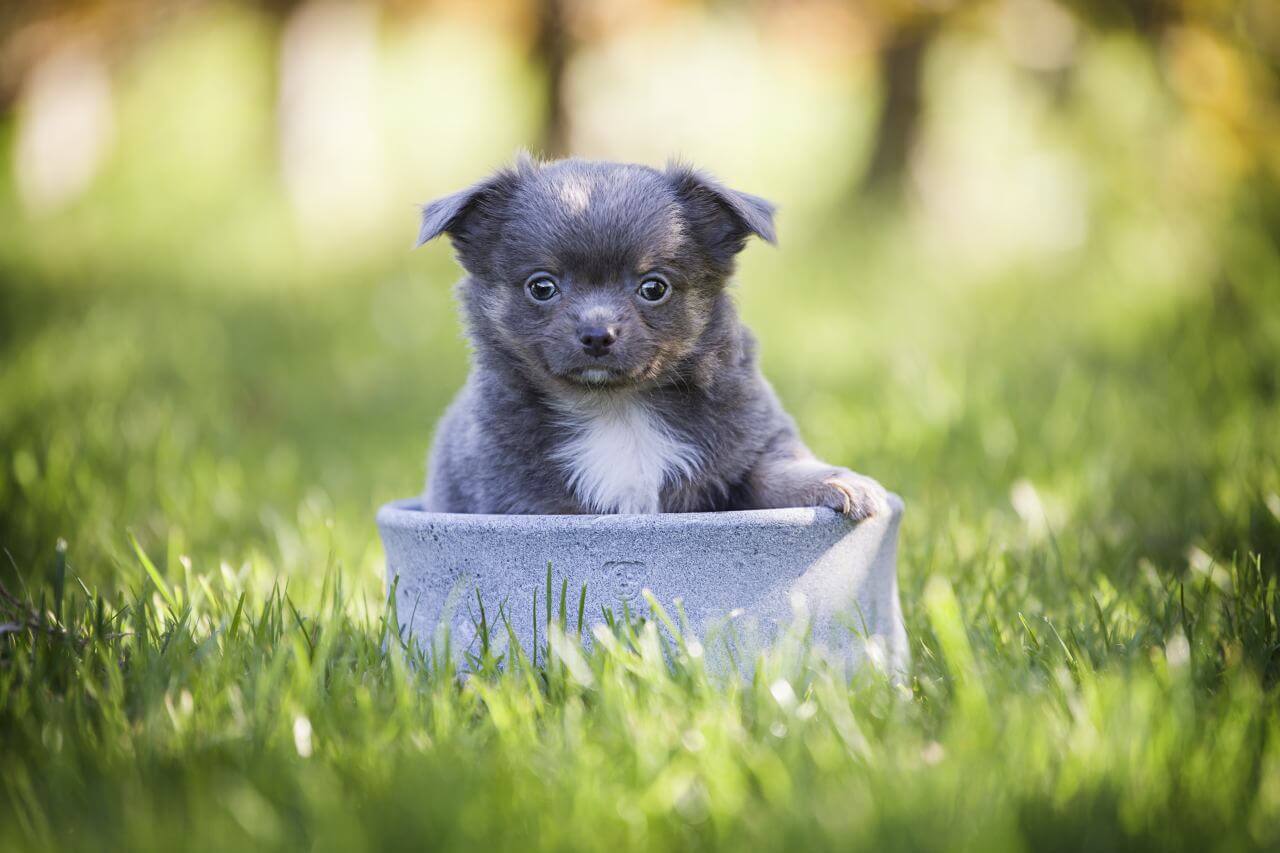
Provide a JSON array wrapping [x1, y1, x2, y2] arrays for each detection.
[[415, 185, 481, 247], [415, 153, 539, 248], [666, 164, 777, 264]]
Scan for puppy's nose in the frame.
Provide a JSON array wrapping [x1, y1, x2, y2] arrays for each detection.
[[578, 325, 618, 357]]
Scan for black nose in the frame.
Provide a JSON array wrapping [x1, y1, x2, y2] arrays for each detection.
[[578, 325, 618, 357]]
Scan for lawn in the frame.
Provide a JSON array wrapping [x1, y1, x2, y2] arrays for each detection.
[[3, 183, 1279, 849]]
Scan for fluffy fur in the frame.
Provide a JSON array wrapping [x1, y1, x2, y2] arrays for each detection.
[[549, 392, 700, 514], [417, 154, 887, 519]]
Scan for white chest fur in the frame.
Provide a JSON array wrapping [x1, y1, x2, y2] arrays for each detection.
[[551, 395, 699, 514]]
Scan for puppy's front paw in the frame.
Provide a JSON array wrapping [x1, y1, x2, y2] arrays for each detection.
[[819, 469, 889, 521]]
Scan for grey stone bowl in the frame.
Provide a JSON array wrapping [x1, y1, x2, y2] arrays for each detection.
[[377, 495, 909, 677]]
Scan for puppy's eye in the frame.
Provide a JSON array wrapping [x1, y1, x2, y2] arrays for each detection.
[[526, 274, 559, 302], [636, 276, 669, 303]]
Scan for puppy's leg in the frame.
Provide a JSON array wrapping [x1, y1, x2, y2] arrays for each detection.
[[743, 434, 888, 520]]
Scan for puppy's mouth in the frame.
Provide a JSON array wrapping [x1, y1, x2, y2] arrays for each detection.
[[565, 366, 630, 388]]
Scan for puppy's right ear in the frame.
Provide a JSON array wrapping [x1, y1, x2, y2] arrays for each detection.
[[414, 173, 510, 248], [415, 186, 482, 247], [415, 154, 537, 249]]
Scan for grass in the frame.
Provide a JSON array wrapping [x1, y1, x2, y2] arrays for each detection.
[[3, 120, 1280, 851]]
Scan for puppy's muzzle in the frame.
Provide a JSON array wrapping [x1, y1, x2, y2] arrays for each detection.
[[578, 324, 619, 358]]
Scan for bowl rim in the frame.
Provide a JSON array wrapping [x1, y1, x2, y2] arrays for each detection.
[[376, 494, 904, 533]]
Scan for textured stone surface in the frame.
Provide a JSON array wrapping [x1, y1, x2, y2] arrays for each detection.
[[377, 495, 908, 677]]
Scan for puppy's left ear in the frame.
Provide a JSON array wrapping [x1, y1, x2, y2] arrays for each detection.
[[666, 164, 777, 264]]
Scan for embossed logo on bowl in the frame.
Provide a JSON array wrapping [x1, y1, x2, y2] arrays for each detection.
[[605, 560, 648, 606]]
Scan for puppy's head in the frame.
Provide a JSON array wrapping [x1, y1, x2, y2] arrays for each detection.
[[416, 155, 775, 391]]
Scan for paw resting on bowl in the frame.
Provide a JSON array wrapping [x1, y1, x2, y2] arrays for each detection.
[[820, 470, 890, 521]]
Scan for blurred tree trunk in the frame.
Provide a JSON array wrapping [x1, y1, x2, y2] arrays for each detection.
[[0, 3, 47, 115], [860, 20, 936, 196], [533, 0, 571, 158]]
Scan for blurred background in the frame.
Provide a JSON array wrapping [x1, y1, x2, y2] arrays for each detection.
[[1, 0, 1278, 599]]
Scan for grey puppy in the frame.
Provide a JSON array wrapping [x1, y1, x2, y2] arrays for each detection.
[[416, 154, 887, 519]]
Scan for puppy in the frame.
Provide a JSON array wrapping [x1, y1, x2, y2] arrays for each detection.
[[416, 155, 887, 519]]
